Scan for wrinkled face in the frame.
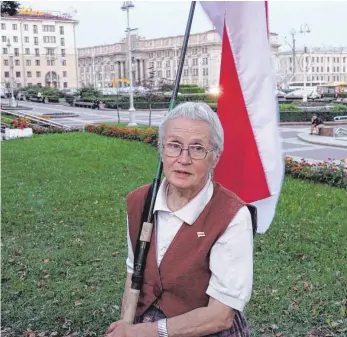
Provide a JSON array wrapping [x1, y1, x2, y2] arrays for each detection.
[[161, 118, 219, 194]]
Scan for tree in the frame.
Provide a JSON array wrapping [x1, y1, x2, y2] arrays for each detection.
[[1, 1, 21, 16]]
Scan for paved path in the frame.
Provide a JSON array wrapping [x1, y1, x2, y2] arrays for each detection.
[[13, 101, 347, 162]]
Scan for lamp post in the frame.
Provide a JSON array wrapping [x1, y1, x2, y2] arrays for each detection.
[[6, 38, 16, 107], [121, 1, 137, 126], [299, 23, 311, 102]]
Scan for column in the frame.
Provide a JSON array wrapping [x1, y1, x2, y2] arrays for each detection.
[[142, 60, 146, 81]]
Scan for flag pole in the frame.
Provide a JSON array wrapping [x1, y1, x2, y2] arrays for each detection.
[[123, 1, 197, 324]]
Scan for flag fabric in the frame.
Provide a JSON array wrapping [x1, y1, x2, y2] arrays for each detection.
[[200, 1, 284, 233]]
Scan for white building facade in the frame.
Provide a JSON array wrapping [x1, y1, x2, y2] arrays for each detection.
[[0, 9, 79, 89], [274, 48, 347, 87], [77, 30, 280, 89]]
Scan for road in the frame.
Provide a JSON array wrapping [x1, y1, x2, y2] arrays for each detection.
[[14, 101, 347, 162]]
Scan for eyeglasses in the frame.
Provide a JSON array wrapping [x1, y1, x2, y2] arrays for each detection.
[[162, 142, 215, 160]]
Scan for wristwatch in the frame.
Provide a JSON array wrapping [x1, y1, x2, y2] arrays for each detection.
[[157, 318, 169, 337]]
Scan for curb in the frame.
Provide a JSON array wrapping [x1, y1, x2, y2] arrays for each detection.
[[297, 133, 347, 149]]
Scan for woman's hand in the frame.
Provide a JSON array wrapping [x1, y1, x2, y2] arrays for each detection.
[[105, 320, 156, 337]]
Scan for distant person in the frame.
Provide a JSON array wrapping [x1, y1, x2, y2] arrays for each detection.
[[311, 114, 324, 135]]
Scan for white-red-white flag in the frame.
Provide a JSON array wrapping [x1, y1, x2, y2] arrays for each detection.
[[200, 1, 284, 233]]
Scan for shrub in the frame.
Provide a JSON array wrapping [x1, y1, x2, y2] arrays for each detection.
[[279, 103, 300, 112], [332, 104, 347, 112]]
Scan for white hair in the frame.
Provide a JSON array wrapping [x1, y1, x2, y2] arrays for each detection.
[[158, 102, 224, 159]]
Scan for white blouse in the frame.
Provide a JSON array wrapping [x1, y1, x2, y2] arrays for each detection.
[[126, 178, 254, 312]]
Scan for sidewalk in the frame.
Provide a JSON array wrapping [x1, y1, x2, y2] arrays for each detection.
[[298, 132, 347, 149]]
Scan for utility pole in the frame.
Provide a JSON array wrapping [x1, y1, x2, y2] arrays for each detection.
[[290, 29, 296, 79], [121, 1, 137, 126]]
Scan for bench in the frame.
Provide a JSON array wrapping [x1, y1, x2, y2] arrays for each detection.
[[30, 96, 45, 103], [74, 102, 95, 109]]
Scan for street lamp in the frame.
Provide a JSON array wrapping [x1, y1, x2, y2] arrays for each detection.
[[299, 23, 311, 102], [121, 1, 137, 126], [6, 38, 16, 107]]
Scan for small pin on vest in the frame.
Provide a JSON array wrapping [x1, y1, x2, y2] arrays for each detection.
[[197, 232, 205, 238]]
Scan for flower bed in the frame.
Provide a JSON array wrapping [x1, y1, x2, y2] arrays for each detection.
[[86, 124, 347, 189], [85, 123, 158, 147], [285, 157, 347, 189]]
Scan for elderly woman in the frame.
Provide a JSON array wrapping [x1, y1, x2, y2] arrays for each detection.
[[106, 102, 255, 337]]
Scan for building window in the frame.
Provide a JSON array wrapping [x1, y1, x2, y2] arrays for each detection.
[[1, 36, 6, 42], [1, 23, 6, 30], [34, 37, 38, 45], [166, 70, 171, 78], [15, 60, 20, 66], [321, 66, 323, 72], [12, 24, 17, 30], [63, 71, 67, 77], [183, 69, 188, 77], [193, 58, 198, 66], [25, 48, 30, 55], [157, 70, 162, 77], [2, 48, 7, 54], [312, 67, 314, 73], [333, 67, 336, 72], [4, 59, 9, 66], [192, 48, 198, 55], [24, 36, 29, 43], [316, 67, 319, 72], [321, 57, 323, 63], [36, 60, 40, 66], [202, 58, 208, 65], [61, 60, 66, 66], [43, 25, 55, 32], [46, 48, 55, 55], [61, 49, 66, 57], [47, 60, 55, 66], [33, 25, 38, 34], [14, 48, 19, 56], [193, 69, 198, 76], [327, 76, 330, 81], [337, 57, 340, 62], [43, 36, 56, 43], [157, 51, 162, 57], [157, 61, 162, 68], [63, 82, 68, 88], [327, 67, 330, 72], [26, 60, 31, 66], [24, 24, 28, 31], [60, 26, 64, 35], [61, 38, 65, 46], [27, 71, 32, 78], [321, 76, 323, 81], [337, 66, 340, 72], [149, 52, 153, 58], [16, 71, 20, 78], [203, 68, 208, 76], [343, 57, 346, 63], [36, 71, 41, 77], [327, 57, 330, 62], [4, 71, 9, 78], [337, 75, 339, 81], [202, 47, 207, 54], [110, 65, 114, 70], [166, 61, 170, 68], [13, 36, 18, 42]]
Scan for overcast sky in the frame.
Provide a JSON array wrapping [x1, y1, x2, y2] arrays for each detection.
[[20, 1, 347, 50]]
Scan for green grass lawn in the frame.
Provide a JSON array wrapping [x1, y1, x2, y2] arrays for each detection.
[[2, 132, 347, 337]]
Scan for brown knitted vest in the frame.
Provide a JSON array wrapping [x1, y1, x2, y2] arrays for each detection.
[[127, 181, 245, 318]]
